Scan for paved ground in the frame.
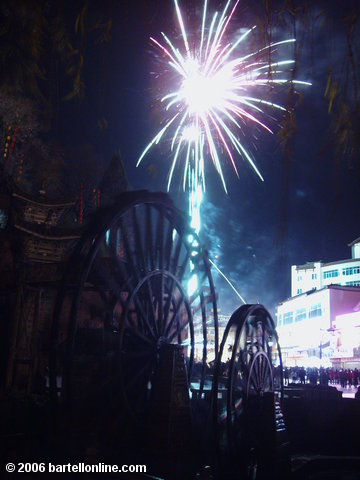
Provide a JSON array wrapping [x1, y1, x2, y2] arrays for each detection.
[[334, 384, 358, 398], [285, 380, 359, 398]]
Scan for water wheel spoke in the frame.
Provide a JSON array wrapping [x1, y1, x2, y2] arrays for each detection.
[[165, 281, 188, 336], [131, 207, 160, 327], [155, 203, 165, 270], [92, 257, 127, 310], [262, 356, 268, 388], [255, 354, 263, 387], [133, 282, 160, 338], [162, 277, 178, 335], [177, 249, 191, 283], [254, 356, 261, 389], [131, 206, 146, 271], [167, 318, 184, 344], [154, 206, 166, 333], [124, 323, 154, 346], [163, 291, 185, 338], [126, 295, 156, 339], [164, 222, 175, 272], [170, 230, 184, 276], [164, 295, 185, 342], [198, 291, 208, 392], [250, 368, 259, 392], [144, 278, 160, 337], [118, 216, 142, 288], [145, 204, 155, 271], [130, 207, 160, 336]]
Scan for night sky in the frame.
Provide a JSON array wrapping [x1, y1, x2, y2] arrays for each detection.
[[7, 0, 360, 317]]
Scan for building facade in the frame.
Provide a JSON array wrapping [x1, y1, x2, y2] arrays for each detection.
[[291, 238, 360, 297], [276, 238, 360, 368]]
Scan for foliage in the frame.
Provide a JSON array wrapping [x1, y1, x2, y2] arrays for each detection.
[[0, 0, 114, 197], [0, 0, 112, 106], [248, 0, 360, 241], [0, 89, 47, 193], [259, 0, 360, 175]]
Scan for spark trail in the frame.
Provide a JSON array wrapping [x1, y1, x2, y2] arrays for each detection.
[[137, 0, 310, 297], [209, 258, 246, 304], [138, 0, 310, 202]]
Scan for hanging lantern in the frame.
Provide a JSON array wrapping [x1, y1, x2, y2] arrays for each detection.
[[16, 152, 24, 185], [3, 127, 18, 172]]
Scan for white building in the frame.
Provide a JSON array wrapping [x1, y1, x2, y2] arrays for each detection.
[[276, 238, 360, 368], [291, 237, 360, 296]]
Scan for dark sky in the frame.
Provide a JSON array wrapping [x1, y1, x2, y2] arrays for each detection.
[[58, 0, 360, 317]]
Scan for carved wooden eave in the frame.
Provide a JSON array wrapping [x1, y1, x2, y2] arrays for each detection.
[[14, 223, 81, 241], [12, 191, 77, 208], [12, 191, 78, 227], [13, 222, 81, 264]]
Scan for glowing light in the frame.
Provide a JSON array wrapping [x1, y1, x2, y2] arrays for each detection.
[[138, 0, 310, 301], [209, 258, 246, 304], [182, 125, 200, 143], [137, 0, 311, 193], [188, 273, 198, 296], [189, 183, 203, 234]]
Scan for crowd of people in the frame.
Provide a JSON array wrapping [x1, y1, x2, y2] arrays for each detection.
[[283, 366, 360, 388]]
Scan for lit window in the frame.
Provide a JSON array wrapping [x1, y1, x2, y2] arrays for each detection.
[[295, 308, 306, 322], [312, 273, 317, 280], [297, 275, 302, 281], [342, 266, 360, 276], [283, 312, 293, 325], [323, 270, 339, 279], [309, 303, 322, 318], [297, 288, 302, 295]]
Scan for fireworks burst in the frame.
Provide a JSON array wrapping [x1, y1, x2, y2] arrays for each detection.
[[137, 0, 310, 302], [138, 0, 310, 236]]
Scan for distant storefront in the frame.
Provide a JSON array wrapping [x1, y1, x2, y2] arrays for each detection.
[[329, 311, 360, 369], [277, 285, 360, 368], [276, 238, 360, 369]]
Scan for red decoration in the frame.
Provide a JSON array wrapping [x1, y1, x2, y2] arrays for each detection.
[[3, 127, 17, 172]]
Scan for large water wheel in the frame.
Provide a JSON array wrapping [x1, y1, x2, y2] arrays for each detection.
[[50, 191, 218, 437], [213, 304, 285, 479]]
